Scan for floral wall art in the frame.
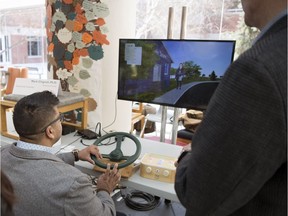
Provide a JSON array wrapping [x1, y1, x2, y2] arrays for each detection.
[[46, 0, 110, 126]]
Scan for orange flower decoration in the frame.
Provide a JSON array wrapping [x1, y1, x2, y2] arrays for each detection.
[[96, 18, 105, 26], [63, 0, 73, 4], [92, 30, 110, 45], [82, 32, 93, 44], [64, 60, 73, 70], [79, 48, 89, 57], [76, 14, 88, 24], [47, 31, 53, 43], [47, 43, 54, 52], [73, 49, 80, 58], [72, 57, 80, 65], [73, 21, 83, 32], [75, 3, 83, 14]]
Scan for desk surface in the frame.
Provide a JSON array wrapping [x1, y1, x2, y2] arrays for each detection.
[[1, 132, 183, 202], [58, 133, 182, 202]]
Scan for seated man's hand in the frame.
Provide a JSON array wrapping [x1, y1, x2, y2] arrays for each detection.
[[78, 145, 103, 164], [97, 163, 121, 194]]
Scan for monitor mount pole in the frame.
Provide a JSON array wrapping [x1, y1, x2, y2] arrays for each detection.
[[171, 6, 187, 144], [159, 7, 174, 142], [160, 6, 187, 144]]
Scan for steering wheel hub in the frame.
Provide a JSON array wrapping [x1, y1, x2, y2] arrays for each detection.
[[91, 132, 141, 169]]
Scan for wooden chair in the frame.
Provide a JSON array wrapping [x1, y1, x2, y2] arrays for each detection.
[[130, 102, 145, 136], [5, 67, 28, 95]]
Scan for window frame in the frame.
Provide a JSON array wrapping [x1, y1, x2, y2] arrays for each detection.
[[27, 36, 42, 57], [0, 35, 11, 64]]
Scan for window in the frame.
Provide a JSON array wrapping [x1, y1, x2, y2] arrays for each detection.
[[0, 35, 11, 63], [164, 64, 169, 75], [136, 0, 258, 57], [0, 3, 47, 78], [153, 64, 161, 81], [27, 36, 42, 57]]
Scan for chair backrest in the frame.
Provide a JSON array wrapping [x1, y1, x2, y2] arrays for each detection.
[[5, 67, 28, 94], [132, 102, 143, 114]]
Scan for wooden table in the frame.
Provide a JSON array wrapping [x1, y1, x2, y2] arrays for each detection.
[[130, 112, 145, 137], [0, 97, 88, 140]]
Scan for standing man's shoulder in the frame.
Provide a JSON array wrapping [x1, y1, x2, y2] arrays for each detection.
[[238, 15, 286, 66]]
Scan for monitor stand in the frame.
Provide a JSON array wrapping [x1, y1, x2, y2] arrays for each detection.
[[159, 6, 188, 145], [159, 106, 167, 143], [159, 106, 180, 145], [171, 107, 181, 144]]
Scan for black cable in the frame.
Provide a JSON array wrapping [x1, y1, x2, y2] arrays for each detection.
[[54, 136, 81, 154], [120, 189, 160, 211], [80, 136, 117, 146], [102, 93, 118, 133], [95, 122, 102, 137], [93, 138, 117, 146], [80, 139, 90, 146]]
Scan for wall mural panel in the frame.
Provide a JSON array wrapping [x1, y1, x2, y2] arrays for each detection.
[[46, 0, 110, 127]]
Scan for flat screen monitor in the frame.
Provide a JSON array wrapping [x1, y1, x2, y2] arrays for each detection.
[[117, 39, 236, 109]]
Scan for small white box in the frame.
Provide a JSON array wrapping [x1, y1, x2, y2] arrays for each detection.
[[140, 153, 177, 183]]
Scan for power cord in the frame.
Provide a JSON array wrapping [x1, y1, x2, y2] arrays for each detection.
[[95, 122, 102, 137], [80, 137, 117, 146], [54, 136, 82, 154], [80, 139, 91, 146], [120, 189, 160, 211], [102, 92, 118, 133]]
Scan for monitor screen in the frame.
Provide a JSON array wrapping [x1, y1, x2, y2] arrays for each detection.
[[117, 39, 236, 109]]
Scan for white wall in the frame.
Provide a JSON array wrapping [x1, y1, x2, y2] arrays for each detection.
[[101, 0, 136, 132]]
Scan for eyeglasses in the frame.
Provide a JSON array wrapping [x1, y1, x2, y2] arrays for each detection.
[[40, 113, 64, 133], [20, 113, 64, 137]]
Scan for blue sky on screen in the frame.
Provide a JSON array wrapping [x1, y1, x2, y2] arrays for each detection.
[[163, 40, 234, 77]]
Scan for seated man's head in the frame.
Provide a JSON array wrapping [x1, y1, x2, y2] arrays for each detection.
[[13, 91, 62, 146]]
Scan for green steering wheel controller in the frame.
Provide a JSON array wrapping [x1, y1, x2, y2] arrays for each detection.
[[91, 132, 141, 169]]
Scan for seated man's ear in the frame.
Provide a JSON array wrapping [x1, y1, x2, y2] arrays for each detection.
[[45, 126, 55, 139]]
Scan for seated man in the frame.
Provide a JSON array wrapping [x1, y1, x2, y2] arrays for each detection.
[[1, 90, 121, 216]]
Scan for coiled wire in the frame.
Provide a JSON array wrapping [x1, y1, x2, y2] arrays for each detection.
[[121, 190, 160, 211]]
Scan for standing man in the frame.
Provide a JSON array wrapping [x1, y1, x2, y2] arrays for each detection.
[[175, 0, 287, 215], [1, 91, 121, 216]]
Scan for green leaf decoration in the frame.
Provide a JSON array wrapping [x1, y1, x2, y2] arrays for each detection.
[[82, 58, 93, 69], [67, 43, 75, 53], [80, 88, 91, 97], [67, 75, 79, 87], [79, 70, 91, 80]]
